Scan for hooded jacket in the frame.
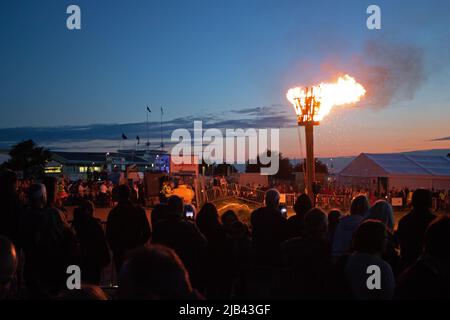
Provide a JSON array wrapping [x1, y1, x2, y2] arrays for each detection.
[[332, 214, 364, 257]]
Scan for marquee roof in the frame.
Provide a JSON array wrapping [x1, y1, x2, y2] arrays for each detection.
[[340, 153, 450, 177]]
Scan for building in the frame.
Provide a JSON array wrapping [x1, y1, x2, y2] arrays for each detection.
[[338, 153, 450, 192], [117, 149, 170, 174], [45, 151, 151, 181]]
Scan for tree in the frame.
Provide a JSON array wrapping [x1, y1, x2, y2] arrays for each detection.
[[1, 140, 51, 179], [275, 152, 293, 179], [293, 158, 329, 174], [245, 150, 293, 179], [198, 159, 237, 176], [214, 163, 238, 176]]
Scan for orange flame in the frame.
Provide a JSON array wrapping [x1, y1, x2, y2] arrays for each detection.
[[286, 74, 366, 122]]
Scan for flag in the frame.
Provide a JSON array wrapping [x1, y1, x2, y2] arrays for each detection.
[[147, 106, 151, 113], [160, 106, 163, 115], [136, 136, 140, 144], [122, 133, 128, 140]]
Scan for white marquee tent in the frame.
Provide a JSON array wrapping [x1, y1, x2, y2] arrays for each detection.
[[338, 153, 450, 191]]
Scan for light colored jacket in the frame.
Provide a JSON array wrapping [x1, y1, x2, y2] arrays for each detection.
[[332, 214, 364, 257], [345, 252, 395, 300]]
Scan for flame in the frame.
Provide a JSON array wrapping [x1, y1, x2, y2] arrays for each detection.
[[286, 74, 366, 122]]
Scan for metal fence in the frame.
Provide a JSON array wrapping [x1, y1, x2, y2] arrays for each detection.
[[201, 183, 266, 206], [199, 185, 353, 210], [316, 194, 352, 210]]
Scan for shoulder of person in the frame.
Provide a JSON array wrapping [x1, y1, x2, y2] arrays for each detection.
[[46, 207, 66, 222], [282, 236, 302, 249], [250, 207, 263, 217], [183, 219, 199, 230], [427, 211, 437, 221], [91, 217, 104, 227], [108, 205, 119, 214], [106, 206, 120, 220], [46, 206, 60, 215], [136, 204, 147, 213], [348, 253, 392, 271], [377, 256, 394, 273], [335, 254, 350, 268], [251, 207, 262, 213]]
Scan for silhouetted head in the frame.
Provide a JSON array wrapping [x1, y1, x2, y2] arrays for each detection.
[[28, 183, 47, 209], [350, 195, 370, 216], [117, 184, 131, 203], [118, 245, 193, 300], [293, 194, 313, 217], [151, 203, 169, 227], [328, 209, 343, 229], [73, 200, 95, 229], [424, 215, 450, 261], [43, 176, 58, 207], [0, 169, 18, 197], [304, 208, 328, 237], [58, 285, 108, 300], [352, 220, 387, 255], [0, 236, 18, 297], [231, 220, 248, 239], [365, 200, 394, 232], [221, 210, 239, 231], [81, 200, 95, 217], [265, 188, 280, 209], [196, 203, 220, 236], [412, 189, 432, 211], [167, 195, 184, 218]]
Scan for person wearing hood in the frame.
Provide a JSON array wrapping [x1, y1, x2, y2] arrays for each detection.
[[364, 200, 394, 231], [364, 200, 400, 274], [332, 195, 369, 257], [345, 220, 396, 300]]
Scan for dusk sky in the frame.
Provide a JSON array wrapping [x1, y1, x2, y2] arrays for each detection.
[[1, 0, 449, 158]]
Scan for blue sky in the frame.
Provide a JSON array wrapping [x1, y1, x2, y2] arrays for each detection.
[[0, 0, 449, 156]]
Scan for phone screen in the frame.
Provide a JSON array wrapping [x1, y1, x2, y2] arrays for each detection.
[[186, 211, 194, 218]]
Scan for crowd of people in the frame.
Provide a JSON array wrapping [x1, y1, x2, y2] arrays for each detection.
[[317, 186, 450, 212], [213, 178, 450, 213], [1, 167, 450, 300]]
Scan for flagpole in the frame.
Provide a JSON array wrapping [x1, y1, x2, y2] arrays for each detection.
[[146, 106, 150, 151], [160, 107, 164, 151]]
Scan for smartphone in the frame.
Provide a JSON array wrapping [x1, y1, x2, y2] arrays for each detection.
[[185, 211, 194, 219], [280, 206, 287, 218]]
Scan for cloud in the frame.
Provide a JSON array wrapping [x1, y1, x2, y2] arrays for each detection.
[[431, 136, 450, 141], [0, 105, 295, 151], [230, 106, 268, 115]]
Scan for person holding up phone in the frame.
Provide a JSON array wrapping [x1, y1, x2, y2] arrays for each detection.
[[184, 204, 196, 220]]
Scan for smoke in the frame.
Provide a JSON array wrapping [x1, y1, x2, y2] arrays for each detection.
[[353, 40, 426, 109]]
